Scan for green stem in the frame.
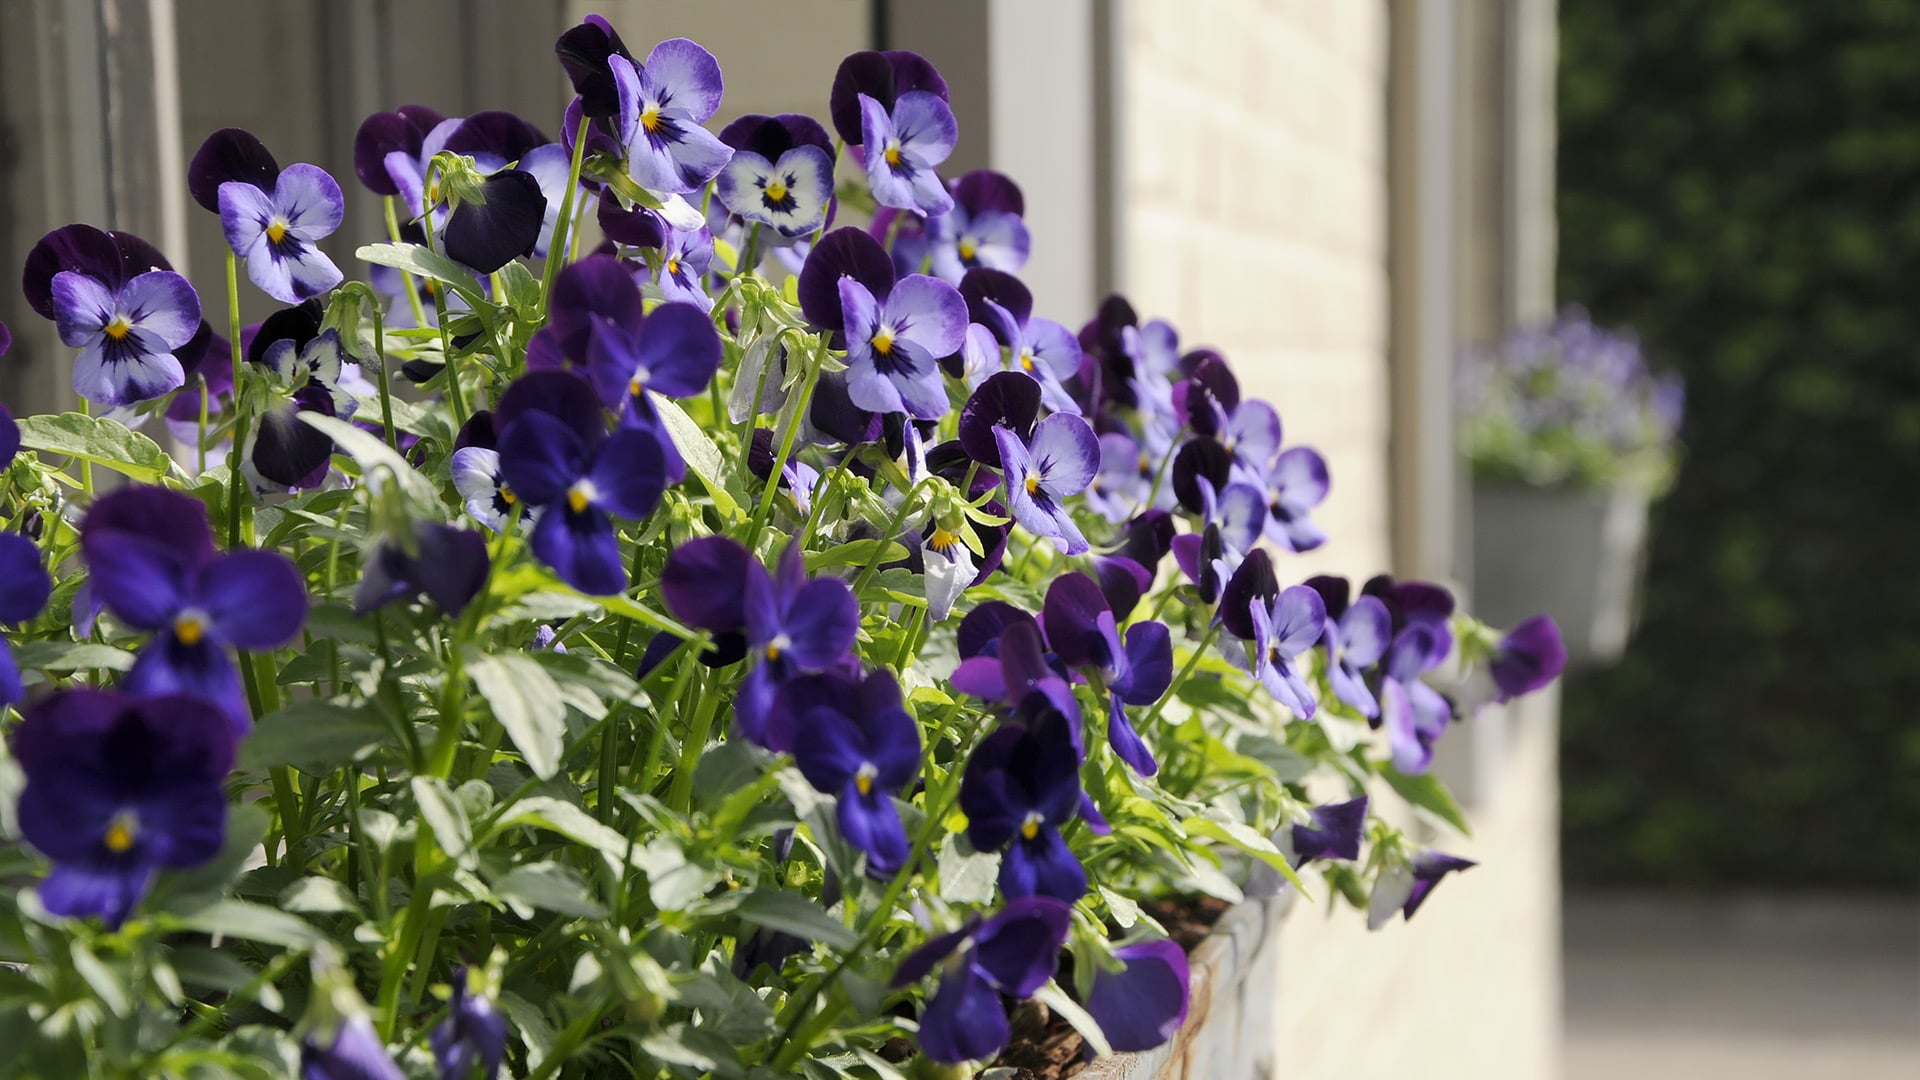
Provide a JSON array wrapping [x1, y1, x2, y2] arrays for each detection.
[[849, 478, 933, 597], [377, 832, 440, 1038], [539, 117, 593, 313], [745, 339, 824, 548], [384, 195, 430, 328], [735, 222, 762, 280], [665, 670, 720, 813], [224, 250, 248, 550], [370, 298, 397, 451], [418, 180, 469, 430]]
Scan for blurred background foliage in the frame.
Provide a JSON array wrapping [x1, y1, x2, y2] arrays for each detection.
[[1557, 0, 1920, 888]]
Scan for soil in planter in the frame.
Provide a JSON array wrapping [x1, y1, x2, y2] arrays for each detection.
[[994, 896, 1230, 1080]]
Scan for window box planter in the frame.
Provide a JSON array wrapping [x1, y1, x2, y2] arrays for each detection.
[[1471, 479, 1649, 666]]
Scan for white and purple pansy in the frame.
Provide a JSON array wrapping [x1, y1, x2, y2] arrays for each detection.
[[995, 412, 1101, 557], [918, 169, 1031, 283], [50, 269, 201, 409], [193, 129, 345, 305], [959, 268, 1082, 415], [857, 89, 958, 217], [800, 228, 967, 421], [610, 38, 734, 194], [716, 113, 837, 239]]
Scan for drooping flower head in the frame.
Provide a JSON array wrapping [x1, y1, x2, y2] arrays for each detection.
[[1304, 576, 1393, 719], [1083, 939, 1192, 1054], [1040, 573, 1174, 775], [1368, 850, 1476, 929], [997, 413, 1101, 556], [494, 370, 667, 596], [957, 269, 1082, 415], [302, 1014, 404, 1080], [1489, 615, 1566, 701], [13, 689, 233, 929], [353, 522, 491, 619], [81, 486, 309, 731], [798, 228, 967, 420], [960, 720, 1087, 902], [194, 129, 345, 304], [432, 966, 508, 1080], [890, 896, 1072, 1064], [610, 38, 733, 194], [1289, 795, 1369, 864], [774, 670, 922, 876], [716, 113, 836, 240], [0, 532, 52, 706], [660, 537, 860, 746], [246, 310, 358, 491]]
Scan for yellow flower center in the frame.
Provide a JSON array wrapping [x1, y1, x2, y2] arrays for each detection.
[[929, 528, 959, 552], [1020, 812, 1043, 841], [567, 479, 596, 514], [665, 257, 680, 276], [958, 238, 978, 262], [104, 317, 133, 342], [765, 178, 789, 202], [105, 810, 140, 853], [871, 328, 895, 356], [1019, 350, 1036, 373], [500, 484, 517, 506], [884, 143, 903, 167], [855, 762, 878, 797], [174, 612, 207, 646], [266, 220, 288, 245], [1024, 475, 1040, 496], [642, 105, 664, 134]]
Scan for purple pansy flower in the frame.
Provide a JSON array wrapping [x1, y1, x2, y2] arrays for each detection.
[[1304, 577, 1393, 719], [895, 170, 1029, 283], [1380, 624, 1454, 775], [1225, 580, 1325, 719], [443, 168, 549, 274], [800, 229, 966, 420], [13, 689, 232, 929], [1170, 477, 1266, 595], [648, 223, 716, 311], [660, 538, 859, 747], [889, 896, 1072, 1065], [351, 104, 446, 196], [858, 89, 958, 217], [247, 322, 358, 491], [1261, 445, 1331, 552], [997, 413, 1102, 556], [776, 670, 922, 876], [959, 269, 1082, 415], [50, 268, 201, 408], [0, 532, 53, 707], [494, 371, 667, 596], [1040, 573, 1174, 776], [1083, 939, 1192, 1053], [960, 721, 1088, 902], [451, 446, 520, 533], [1289, 796, 1369, 864], [352, 522, 491, 618], [80, 486, 308, 731], [203, 131, 346, 304], [610, 38, 733, 194], [432, 967, 507, 1080], [716, 113, 836, 239], [303, 1015, 404, 1080], [1490, 615, 1566, 701], [829, 50, 950, 146], [1369, 850, 1476, 929]]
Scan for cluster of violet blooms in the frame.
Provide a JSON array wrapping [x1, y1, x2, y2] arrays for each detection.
[[0, 13, 1571, 1076]]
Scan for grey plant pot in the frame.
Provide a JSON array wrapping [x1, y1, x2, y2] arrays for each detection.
[[1470, 479, 1650, 666], [1073, 869, 1297, 1079]]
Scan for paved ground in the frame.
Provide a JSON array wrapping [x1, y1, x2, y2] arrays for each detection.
[[1564, 893, 1920, 1080]]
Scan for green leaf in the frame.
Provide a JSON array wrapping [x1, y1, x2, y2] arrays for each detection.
[[239, 700, 388, 773], [1033, 981, 1113, 1057], [297, 412, 436, 503], [806, 538, 910, 572], [70, 941, 131, 1018], [652, 393, 738, 517], [278, 877, 362, 916], [936, 833, 999, 905], [498, 993, 556, 1073], [489, 796, 631, 867], [412, 776, 476, 868], [17, 412, 172, 482], [492, 862, 607, 919], [497, 261, 542, 314], [355, 243, 490, 305], [1181, 817, 1307, 895], [1383, 766, 1472, 836], [171, 900, 325, 948], [730, 888, 857, 951], [465, 650, 567, 779], [7, 642, 136, 673]]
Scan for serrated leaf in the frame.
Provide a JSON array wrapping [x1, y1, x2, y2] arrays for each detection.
[[492, 862, 606, 919], [7, 642, 135, 673], [936, 833, 1000, 905], [465, 650, 567, 779], [17, 412, 172, 482], [1383, 766, 1472, 836], [239, 700, 387, 773], [355, 243, 489, 305], [731, 888, 857, 951]]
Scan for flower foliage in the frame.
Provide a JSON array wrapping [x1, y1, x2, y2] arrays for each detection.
[[0, 18, 1563, 1076]]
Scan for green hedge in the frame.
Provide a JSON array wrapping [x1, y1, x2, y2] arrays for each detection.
[[1557, 0, 1920, 888]]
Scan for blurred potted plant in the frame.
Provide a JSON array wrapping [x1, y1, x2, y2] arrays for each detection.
[[1461, 307, 1684, 664]]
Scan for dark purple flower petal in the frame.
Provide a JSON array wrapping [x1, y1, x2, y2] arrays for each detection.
[[443, 169, 547, 274], [1000, 825, 1087, 902], [495, 370, 606, 458], [1220, 549, 1279, 641], [661, 536, 759, 634], [970, 896, 1071, 997], [1174, 353, 1240, 436], [1170, 438, 1232, 514], [1404, 851, 1477, 919], [0, 400, 17, 470], [557, 15, 635, 125], [21, 225, 172, 320], [957, 371, 1042, 467], [916, 961, 1008, 1065], [1117, 622, 1174, 706], [1291, 796, 1368, 863], [1305, 573, 1350, 621], [956, 601, 1035, 660], [829, 50, 949, 145], [953, 169, 1024, 217], [528, 501, 624, 596], [124, 633, 249, 730], [584, 428, 667, 519], [959, 267, 1032, 334], [547, 256, 646, 364], [0, 534, 52, 625], [1490, 615, 1566, 701], [1117, 510, 1176, 572], [1106, 694, 1158, 776], [1084, 939, 1190, 1053], [633, 301, 723, 398], [352, 110, 429, 196], [247, 299, 324, 366], [443, 110, 550, 163], [194, 549, 307, 649], [187, 128, 279, 213], [597, 196, 667, 248], [80, 531, 192, 631], [433, 969, 507, 1080], [1093, 556, 1151, 622], [1041, 573, 1116, 672], [454, 410, 497, 452], [797, 228, 895, 332], [303, 1015, 405, 1080]]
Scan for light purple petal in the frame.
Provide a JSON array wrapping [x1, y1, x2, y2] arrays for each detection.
[[50, 272, 114, 347], [1341, 596, 1393, 668], [1027, 413, 1099, 497], [274, 164, 345, 240], [883, 274, 967, 357], [892, 91, 958, 163], [1227, 400, 1282, 467], [118, 272, 201, 348], [217, 181, 276, 256], [1270, 585, 1327, 657], [644, 38, 725, 122]]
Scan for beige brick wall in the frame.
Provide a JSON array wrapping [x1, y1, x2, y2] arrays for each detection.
[[1120, 0, 1394, 582]]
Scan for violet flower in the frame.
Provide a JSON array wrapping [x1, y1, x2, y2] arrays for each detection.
[[889, 896, 1072, 1065], [248, 322, 358, 491], [1083, 939, 1192, 1053], [997, 413, 1100, 556], [1304, 576, 1392, 719], [649, 223, 716, 311], [660, 538, 859, 747], [800, 229, 966, 420], [1224, 574, 1325, 719], [48, 267, 201, 409], [0, 532, 52, 707], [829, 50, 949, 145], [353, 522, 491, 618], [1289, 796, 1369, 863], [303, 1015, 404, 1080], [1261, 445, 1332, 552], [1368, 850, 1476, 929], [1490, 615, 1566, 701], [960, 269, 1082, 415], [776, 670, 922, 875], [432, 967, 507, 1080], [494, 370, 667, 596], [610, 38, 733, 194], [443, 168, 548, 274], [451, 446, 521, 533], [80, 486, 308, 732], [716, 113, 836, 239], [197, 128, 344, 303], [858, 90, 957, 216], [960, 722, 1088, 902], [1380, 624, 1454, 775], [13, 689, 232, 929], [897, 169, 1030, 283], [1040, 573, 1174, 776]]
